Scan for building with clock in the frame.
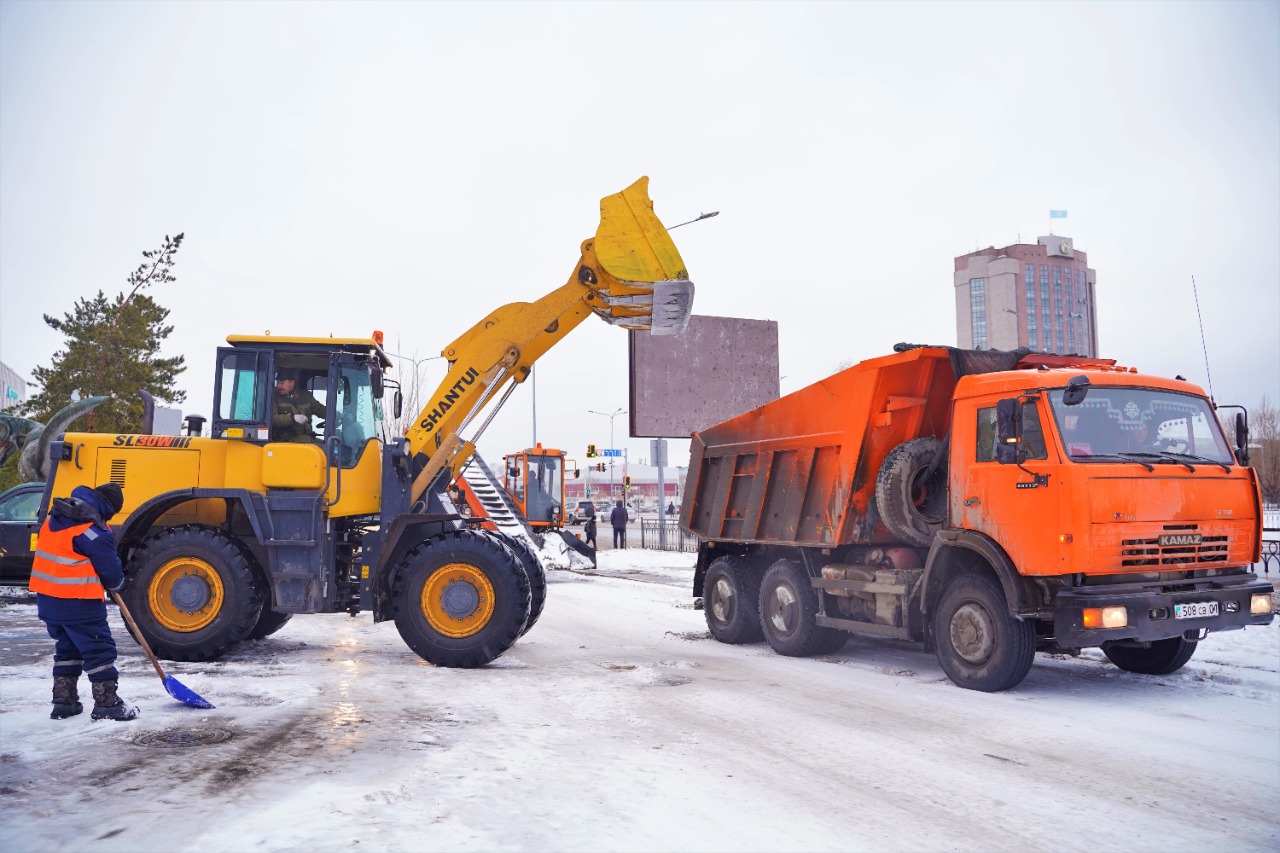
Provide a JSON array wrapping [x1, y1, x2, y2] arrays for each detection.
[[954, 236, 1098, 357]]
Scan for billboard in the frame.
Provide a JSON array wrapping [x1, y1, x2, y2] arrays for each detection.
[[629, 315, 779, 438]]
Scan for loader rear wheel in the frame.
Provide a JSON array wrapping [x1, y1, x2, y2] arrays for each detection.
[[1101, 636, 1198, 675], [875, 437, 947, 548], [932, 573, 1034, 692], [759, 559, 847, 656], [703, 556, 764, 644], [502, 534, 547, 637], [392, 529, 531, 667], [122, 525, 264, 662]]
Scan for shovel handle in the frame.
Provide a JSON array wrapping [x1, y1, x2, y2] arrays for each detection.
[[110, 591, 167, 682]]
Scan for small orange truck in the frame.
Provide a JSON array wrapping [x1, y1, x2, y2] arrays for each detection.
[[681, 344, 1274, 691]]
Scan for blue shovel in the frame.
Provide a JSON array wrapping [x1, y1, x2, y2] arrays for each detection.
[[111, 592, 215, 709]]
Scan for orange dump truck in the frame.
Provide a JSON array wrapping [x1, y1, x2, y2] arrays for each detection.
[[681, 344, 1274, 691]]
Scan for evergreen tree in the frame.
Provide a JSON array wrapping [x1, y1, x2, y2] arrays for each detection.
[[22, 234, 187, 433]]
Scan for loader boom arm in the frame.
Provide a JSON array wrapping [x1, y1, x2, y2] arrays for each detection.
[[404, 177, 694, 505]]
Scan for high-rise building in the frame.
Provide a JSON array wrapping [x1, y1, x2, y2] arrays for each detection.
[[954, 236, 1098, 357]]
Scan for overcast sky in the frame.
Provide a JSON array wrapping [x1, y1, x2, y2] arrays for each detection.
[[1, 0, 1276, 475]]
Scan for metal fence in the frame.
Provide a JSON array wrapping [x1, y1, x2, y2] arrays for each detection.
[[639, 519, 700, 553]]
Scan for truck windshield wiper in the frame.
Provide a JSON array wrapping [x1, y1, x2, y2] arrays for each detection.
[[1077, 452, 1155, 471], [1159, 451, 1231, 473], [1119, 451, 1194, 471]]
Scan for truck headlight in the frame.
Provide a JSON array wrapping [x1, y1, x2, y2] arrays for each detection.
[[1251, 593, 1273, 616], [1082, 606, 1128, 629]]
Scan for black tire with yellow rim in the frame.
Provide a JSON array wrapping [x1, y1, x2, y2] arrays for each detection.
[[392, 529, 531, 667], [122, 525, 265, 662]]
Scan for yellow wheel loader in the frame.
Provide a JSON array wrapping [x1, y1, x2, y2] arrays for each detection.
[[42, 177, 694, 667]]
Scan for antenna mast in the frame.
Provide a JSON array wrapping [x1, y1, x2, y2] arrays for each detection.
[[1191, 275, 1216, 405]]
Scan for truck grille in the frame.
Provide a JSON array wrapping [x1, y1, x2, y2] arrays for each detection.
[[1121, 524, 1228, 567], [110, 459, 126, 487]]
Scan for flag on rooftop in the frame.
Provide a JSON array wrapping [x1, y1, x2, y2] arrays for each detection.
[[1049, 209, 1068, 219]]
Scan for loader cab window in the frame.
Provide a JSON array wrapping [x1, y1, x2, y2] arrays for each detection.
[[977, 402, 1047, 463], [331, 364, 379, 468], [218, 350, 267, 422]]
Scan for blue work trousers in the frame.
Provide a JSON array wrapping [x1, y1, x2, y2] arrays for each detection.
[[43, 617, 119, 683]]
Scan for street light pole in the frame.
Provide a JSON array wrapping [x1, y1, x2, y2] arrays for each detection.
[[588, 407, 625, 500], [385, 350, 447, 433]]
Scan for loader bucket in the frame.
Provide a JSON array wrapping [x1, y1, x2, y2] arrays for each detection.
[[589, 176, 695, 336]]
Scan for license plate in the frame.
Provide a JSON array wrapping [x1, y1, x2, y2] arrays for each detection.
[[1174, 601, 1218, 620]]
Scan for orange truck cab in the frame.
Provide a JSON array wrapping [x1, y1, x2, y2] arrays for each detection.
[[682, 344, 1273, 691]]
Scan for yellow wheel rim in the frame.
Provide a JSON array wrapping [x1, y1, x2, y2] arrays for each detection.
[[148, 557, 225, 632], [421, 562, 495, 639]]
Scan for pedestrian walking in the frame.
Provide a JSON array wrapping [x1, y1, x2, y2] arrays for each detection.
[[610, 499, 628, 549], [28, 483, 139, 722]]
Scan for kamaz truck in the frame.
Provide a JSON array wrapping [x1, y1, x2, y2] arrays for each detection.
[[681, 344, 1273, 691]]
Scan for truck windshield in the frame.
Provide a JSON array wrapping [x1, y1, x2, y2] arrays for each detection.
[[1048, 387, 1234, 465]]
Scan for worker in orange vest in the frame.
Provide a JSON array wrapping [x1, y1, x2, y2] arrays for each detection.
[[29, 483, 139, 721]]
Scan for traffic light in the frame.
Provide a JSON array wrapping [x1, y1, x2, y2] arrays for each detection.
[[623, 475, 632, 490], [586, 444, 597, 458], [595, 463, 606, 472]]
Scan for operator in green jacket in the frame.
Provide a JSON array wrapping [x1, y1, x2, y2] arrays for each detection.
[[271, 369, 325, 443]]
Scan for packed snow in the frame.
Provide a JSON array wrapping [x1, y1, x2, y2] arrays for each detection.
[[1, 548, 1277, 853]]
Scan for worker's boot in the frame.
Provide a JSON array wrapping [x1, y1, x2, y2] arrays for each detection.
[[90, 681, 140, 722], [50, 675, 83, 719]]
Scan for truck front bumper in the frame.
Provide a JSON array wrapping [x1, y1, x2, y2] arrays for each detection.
[[1052, 574, 1274, 648]]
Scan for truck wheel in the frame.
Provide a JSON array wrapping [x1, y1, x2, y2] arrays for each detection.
[[122, 525, 265, 662], [248, 609, 293, 640], [1101, 637, 1198, 675], [759, 559, 847, 656], [875, 437, 947, 548], [392, 529, 531, 667], [703, 556, 764, 644], [500, 534, 547, 637], [932, 574, 1035, 691]]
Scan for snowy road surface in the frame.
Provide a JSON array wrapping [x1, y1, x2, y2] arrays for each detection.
[[2, 550, 1278, 852]]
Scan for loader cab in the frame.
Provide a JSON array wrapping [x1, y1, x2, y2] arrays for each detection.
[[212, 336, 388, 470], [502, 444, 574, 529]]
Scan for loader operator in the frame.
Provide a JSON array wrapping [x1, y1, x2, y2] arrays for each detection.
[[271, 368, 325, 443], [29, 482, 140, 721]]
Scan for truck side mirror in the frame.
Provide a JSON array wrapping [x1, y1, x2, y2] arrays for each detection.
[[1061, 374, 1090, 406], [995, 398, 1023, 465], [371, 367, 384, 399], [1235, 412, 1250, 466], [393, 390, 403, 420]]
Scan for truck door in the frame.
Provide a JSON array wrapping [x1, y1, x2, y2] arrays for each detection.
[[954, 397, 1061, 573]]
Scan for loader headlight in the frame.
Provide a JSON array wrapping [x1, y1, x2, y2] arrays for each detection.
[[1082, 606, 1128, 629], [1251, 593, 1273, 616]]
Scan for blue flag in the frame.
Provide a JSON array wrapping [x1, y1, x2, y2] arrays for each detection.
[[1049, 209, 1068, 219]]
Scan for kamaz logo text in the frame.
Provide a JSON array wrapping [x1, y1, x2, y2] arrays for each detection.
[[1158, 533, 1202, 547], [419, 367, 481, 433]]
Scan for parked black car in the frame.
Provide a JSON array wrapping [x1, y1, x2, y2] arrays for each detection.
[[0, 482, 44, 584]]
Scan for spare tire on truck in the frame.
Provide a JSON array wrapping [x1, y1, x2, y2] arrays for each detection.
[[875, 437, 947, 548]]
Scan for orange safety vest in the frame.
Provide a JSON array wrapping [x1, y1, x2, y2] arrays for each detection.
[[28, 520, 106, 600]]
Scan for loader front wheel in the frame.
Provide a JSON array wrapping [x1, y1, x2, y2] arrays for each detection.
[[392, 529, 531, 667], [123, 525, 264, 662], [703, 556, 764, 644]]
